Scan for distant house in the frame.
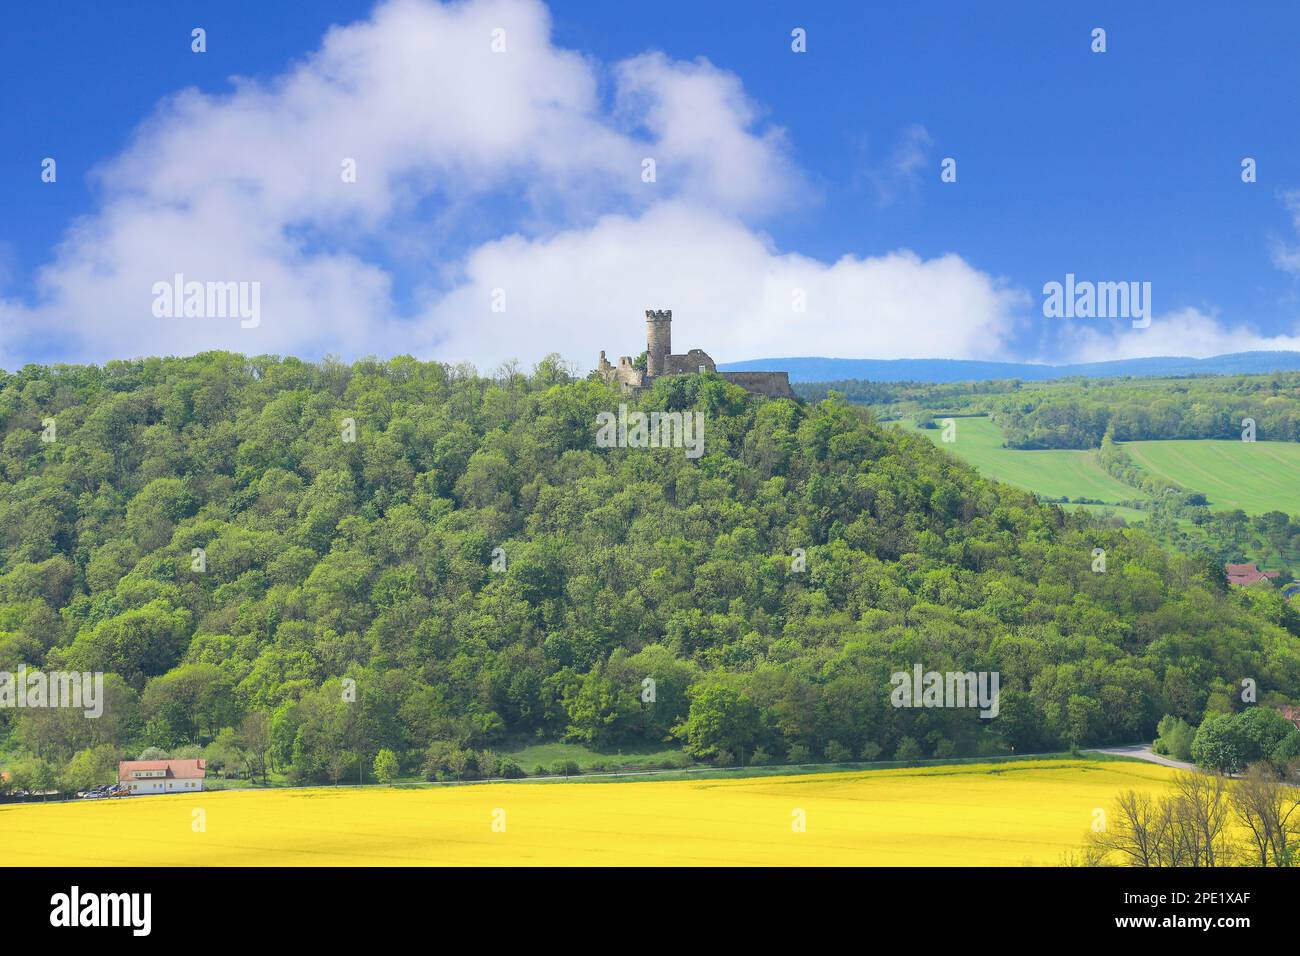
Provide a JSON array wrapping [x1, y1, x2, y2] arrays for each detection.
[[1225, 562, 1280, 586], [118, 759, 206, 794], [1279, 705, 1300, 731]]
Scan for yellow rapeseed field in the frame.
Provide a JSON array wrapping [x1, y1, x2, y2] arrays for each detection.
[[1, 759, 1178, 866]]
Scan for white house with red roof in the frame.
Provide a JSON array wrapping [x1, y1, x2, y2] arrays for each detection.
[[118, 759, 206, 794]]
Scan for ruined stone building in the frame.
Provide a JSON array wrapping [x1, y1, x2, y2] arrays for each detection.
[[597, 310, 796, 399]]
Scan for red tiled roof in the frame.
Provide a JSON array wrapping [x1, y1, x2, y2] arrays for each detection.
[[118, 759, 207, 780], [1225, 562, 1280, 585]]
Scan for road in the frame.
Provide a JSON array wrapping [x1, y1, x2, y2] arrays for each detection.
[[1088, 743, 1193, 770]]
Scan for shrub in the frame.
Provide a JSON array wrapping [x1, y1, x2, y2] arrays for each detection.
[[373, 748, 399, 784], [895, 737, 924, 763], [823, 740, 852, 763], [423, 742, 474, 781], [476, 750, 500, 779], [62, 745, 119, 791], [1272, 732, 1300, 770], [1236, 707, 1298, 765], [1191, 713, 1246, 774], [1154, 714, 1195, 762]]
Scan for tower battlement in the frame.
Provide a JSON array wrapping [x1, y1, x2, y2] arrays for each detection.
[[599, 308, 794, 400], [645, 309, 672, 377]]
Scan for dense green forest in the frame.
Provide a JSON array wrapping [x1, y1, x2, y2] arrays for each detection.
[[2, 354, 1299, 790], [987, 374, 1300, 449], [792, 377, 1014, 414]]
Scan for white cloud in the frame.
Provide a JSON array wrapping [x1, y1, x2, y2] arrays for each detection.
[[424, 202, 1028, 366], [614, 52, 801, 215], [8, 0, 1283, 373], [1, 0, 805, 366], [1062, 307, 1300, 362]]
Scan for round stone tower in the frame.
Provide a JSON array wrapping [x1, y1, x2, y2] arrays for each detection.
[[645, 309, 672, 377]]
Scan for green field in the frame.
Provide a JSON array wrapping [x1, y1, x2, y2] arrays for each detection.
[[1060, 502, 1153, 523], [902, 416, 1300, 520], [502, 740, 688, 772], [1123, 439, 1300, 514], [902, 417, 1147, 511]]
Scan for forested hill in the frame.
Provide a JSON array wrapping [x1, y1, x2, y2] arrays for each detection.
[[2, 353, 1299, 784]]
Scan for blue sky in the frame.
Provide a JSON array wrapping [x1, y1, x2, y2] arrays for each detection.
[[4, 0, 1300, 369]]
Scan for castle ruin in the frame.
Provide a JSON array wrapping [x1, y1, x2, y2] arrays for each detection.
[[597, 310, 795, 399]]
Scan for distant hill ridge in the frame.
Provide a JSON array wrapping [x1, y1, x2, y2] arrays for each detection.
[[718, 351, 1300, 384]]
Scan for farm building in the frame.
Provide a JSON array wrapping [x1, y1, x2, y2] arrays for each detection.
[[118, 759, 207, 794], [1225, 562, 1280, 586]]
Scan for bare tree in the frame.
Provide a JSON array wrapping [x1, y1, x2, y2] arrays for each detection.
[[1154, 797, 1190, 866], [1087, 790, 1169, 866], [1229, 762, 1300, 867], [1165, 772, 1232, 867]]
